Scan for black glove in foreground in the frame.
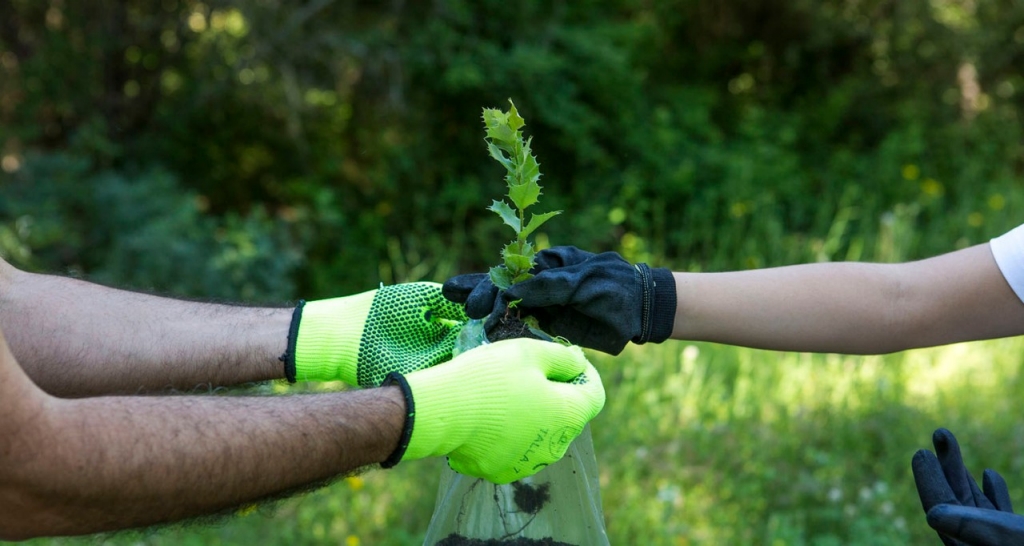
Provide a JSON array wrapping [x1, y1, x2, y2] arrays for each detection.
[[443, 246, 676, 355], [912, 428, 1024, 546]]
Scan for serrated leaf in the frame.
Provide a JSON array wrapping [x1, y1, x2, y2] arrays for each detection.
[[508, 180, 541, 210], [521, 152, 541, 186], [482, 108, 507, 130], [512, 270, 535, 284], [519, 240, 536, 263], [489, 265, 513, 290], [519, 135, 533, 161], [486, 124, 516, 144], [521, 210, 561, 239], [488, 200, 521, 232], [507, 100, 525, 131], [487, 142, 515, 172], [502, 248, 533, 274]]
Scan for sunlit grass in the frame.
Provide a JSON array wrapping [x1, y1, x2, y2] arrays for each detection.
[[26, 338, 1024, 545]]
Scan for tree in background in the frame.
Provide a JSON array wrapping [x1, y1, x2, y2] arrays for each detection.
[[1, 0, 1022, 300]]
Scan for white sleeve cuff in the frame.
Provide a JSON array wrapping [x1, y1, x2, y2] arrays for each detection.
[[990, 224, 1024, 304]]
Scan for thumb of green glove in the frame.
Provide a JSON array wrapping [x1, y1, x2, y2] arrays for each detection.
[[381, 338, 606, 484], [283, 282, 467, 386]]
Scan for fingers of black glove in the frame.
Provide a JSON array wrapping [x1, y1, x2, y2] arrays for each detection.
[[503, 267, 582, 308], [482, 306, 504, 339], [982, 470, 1015, 513], [934, 428, 996, 510], [927, 504, 1024, 546], [442, 273, 489, 304], [462, 276, 501, 319], [531, 246, 597, 271], [914, 449, 961, 513]]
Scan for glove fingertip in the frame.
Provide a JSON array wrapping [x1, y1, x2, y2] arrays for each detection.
[[463, 281, 499, 319], [933, 428, 959, 455], [925, 505, 965, 543], [442, 275, 480, 303], [983, 469, 1015, 512]]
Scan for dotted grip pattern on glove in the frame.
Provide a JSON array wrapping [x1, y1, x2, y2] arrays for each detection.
[[355, 284, 467, 387]]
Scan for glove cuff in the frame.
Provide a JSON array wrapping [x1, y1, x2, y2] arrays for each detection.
[[380, 372, 415, 468], [650, 267, 677, 344], [279, 300, 305, 383], [293, 291, 376, 383], [634, 264, 677, 345]]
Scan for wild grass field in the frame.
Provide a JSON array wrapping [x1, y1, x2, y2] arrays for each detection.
[[24, 336, 1024, 545]]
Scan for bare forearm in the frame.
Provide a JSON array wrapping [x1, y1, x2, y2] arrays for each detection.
[[0, 264, 291, 396], [4, 387, 404, 538], [672, 244, 1024, 354]]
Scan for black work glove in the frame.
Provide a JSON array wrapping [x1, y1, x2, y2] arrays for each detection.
[[442, 246, 676, 355], [912, 428, 1024, 546]]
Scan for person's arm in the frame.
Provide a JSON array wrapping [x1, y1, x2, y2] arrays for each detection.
[[0, 325, 405, 540], [0, 327, 606, 540], [673, 243, 1024, 354], [445, 241, 1024, 356], [0, 257, 291, 396]]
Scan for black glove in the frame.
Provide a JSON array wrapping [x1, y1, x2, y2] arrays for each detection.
[[442, 246, 676, 355], [912, 428, 1024, 546]]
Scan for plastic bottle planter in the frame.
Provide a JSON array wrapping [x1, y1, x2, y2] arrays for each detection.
[[422, 320, 610, 546]]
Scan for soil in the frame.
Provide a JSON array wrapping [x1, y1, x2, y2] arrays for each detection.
[[435, 535, 575, 546], [511, 481, 551, 515], [487, 311, 546, 343]]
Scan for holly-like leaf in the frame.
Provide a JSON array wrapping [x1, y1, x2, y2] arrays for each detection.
[[482, 108, 507, 130], [521, 210, 561, 239], [520, 147, 541, 185], [508, 179, 541, 210], [486, 124, 516, 145], [489, 265, 513, 290], [502, 247, 533, 274], [487, 142, 515, 172], [518, 240, 537, 263], [512, 270, 535, 284], [488, 200, 521, 233], [507, 100, 525, 131]]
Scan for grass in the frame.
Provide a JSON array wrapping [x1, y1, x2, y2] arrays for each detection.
[[24, 337, 1024, 545]]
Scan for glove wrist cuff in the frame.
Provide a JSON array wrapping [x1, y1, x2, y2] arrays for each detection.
[[634, 264, 677, 345], [649, 267, 677, 344], [294, 292, 376, 383], [380, 372, 415, 468], [279, 300, 306, 383]]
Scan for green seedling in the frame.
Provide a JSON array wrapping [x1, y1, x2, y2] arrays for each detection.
[[482, 99, 561, 290]]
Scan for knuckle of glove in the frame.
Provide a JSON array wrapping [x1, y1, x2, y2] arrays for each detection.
[[533, 246, 588, 270], [443, 273, 487, 296]]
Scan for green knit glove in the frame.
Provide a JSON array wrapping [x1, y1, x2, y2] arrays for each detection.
[[381, 338, 606, 484], [282, 282, 467, 386]]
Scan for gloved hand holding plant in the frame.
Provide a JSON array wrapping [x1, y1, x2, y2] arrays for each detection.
[[280, 282, 467, 386]]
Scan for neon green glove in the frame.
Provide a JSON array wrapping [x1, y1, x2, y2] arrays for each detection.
[[380, 338, 606, 484], [281, 282, 467, 386]]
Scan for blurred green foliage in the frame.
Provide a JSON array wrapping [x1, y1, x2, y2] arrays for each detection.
[[4, 0, 1024, 544], [3, 0, 1023, 297]]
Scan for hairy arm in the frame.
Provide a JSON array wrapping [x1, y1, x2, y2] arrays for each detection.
[[673, 243, 1024, 354], [0, 257, 291, 396], [0, 326, 405, 540]]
